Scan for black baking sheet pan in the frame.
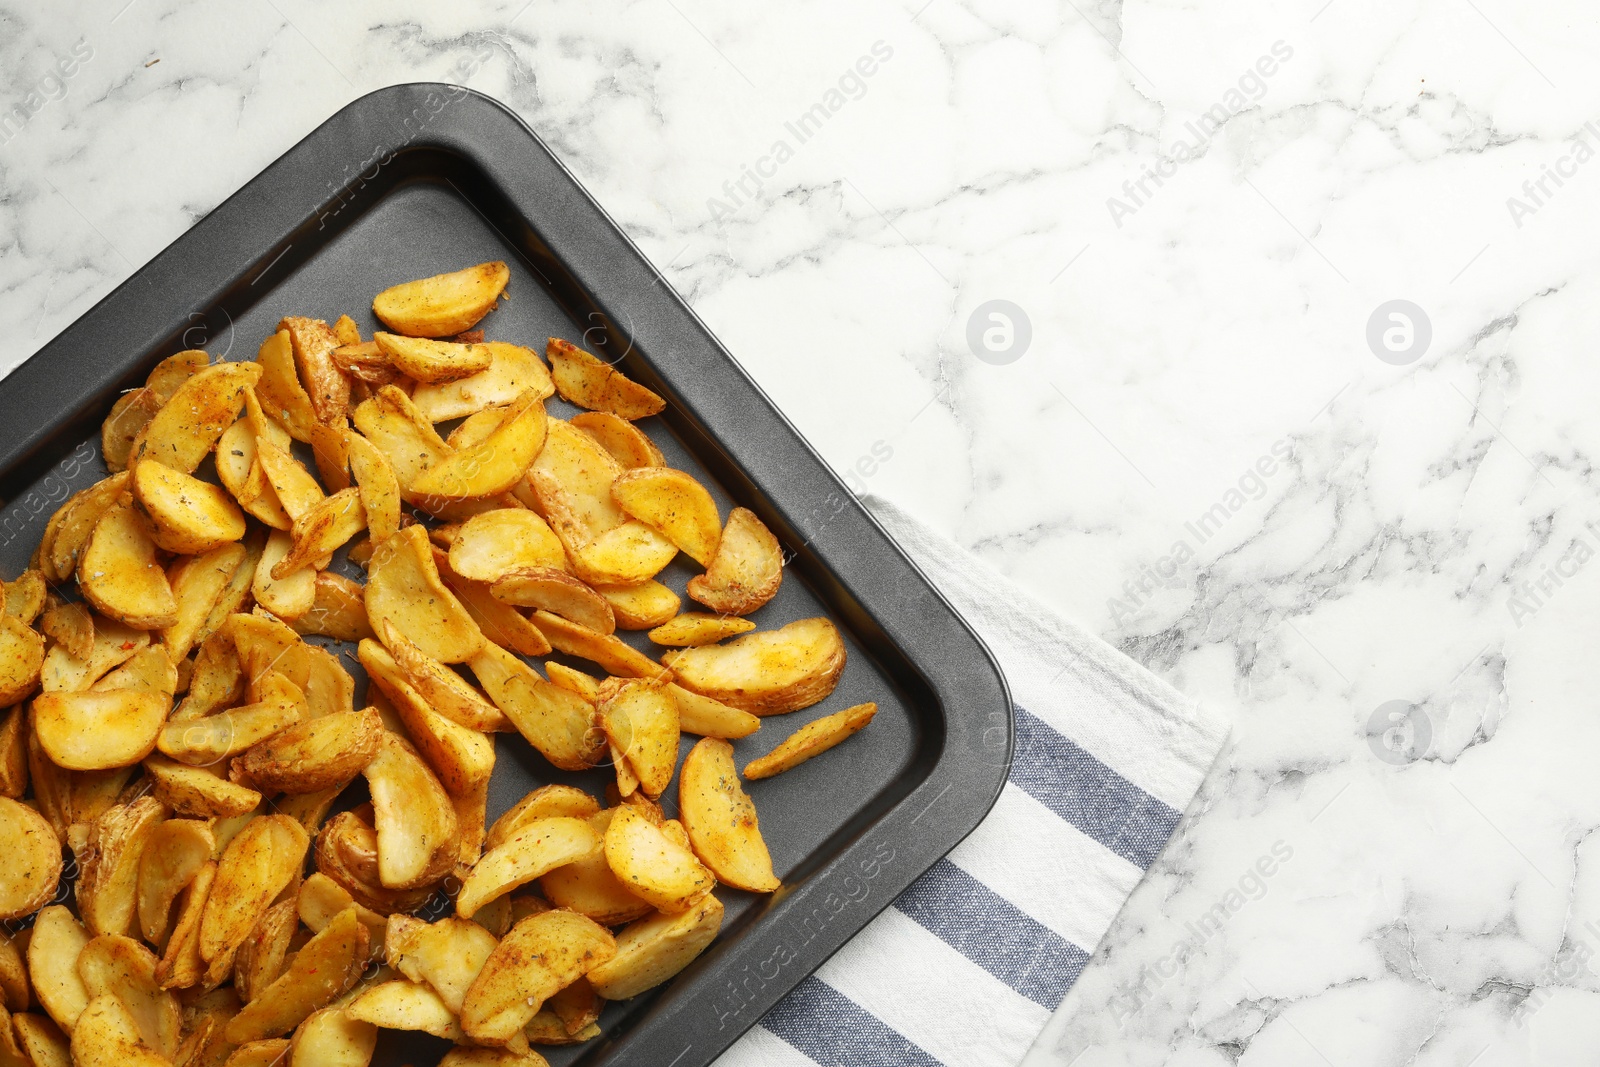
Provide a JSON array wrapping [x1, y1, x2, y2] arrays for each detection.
[[0, 84, 1012, 1067]]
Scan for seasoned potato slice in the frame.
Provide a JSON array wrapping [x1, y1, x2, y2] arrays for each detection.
[[744, 701, 877, 780], [530, 611, 667, 681], [546, 339, 664, 420], [162, 543, 247, 661], [0, 706, 23, 799], [602, 805, 712, 913], [648, 612, 756, 647], [231, 707, 383, 794], [281, 316, 350, 425], [586, 891, 723, 1000], [384, 914, 498, 1014], [491, 567, 614, 634], [529, 420, 627, 533], [157, 671, 304, 766], [0, 615, 44, 705], [374, 619, 505, 732], [409, 392, 546, 503], [136, 818, 215, 945], [359, 640, 494, 796], [12, 1011, 71, 1065], [32, 688, 168, 771], [487, 785, 600, 852], [332, 340, 398, 385], [41, 472, 130, 583], [154, 859, 214, 990], [70, 992, 170, 1067], [598, 679, 679, 799], [224, 908, 369, 1044], [296, 873, 387, 957], [289, 1007, 378, 1067], [533, 473, 678, 587], [373, 333, 493, 383], [0, 797, 61, 920], [686, 506, 782, 615], [4, 569, 45, 624], [363, 732, 459, 889], [610, 467, 720, 567], [233, 898, 299, 1003], [466, 642, 603, 771], [679, 738, 780, 892], [78, 797, 166, 937], [216, 419, 292, 529], [437, 557, 552, 658], [129, 361, 262, 472], [200, 815, 310, 988], [448, 510, 565, 583], [373, 261, 509, 338], [351, 386, 450, 496], [309, 420, 351, 491], [663, 617, 844, 715], [667, 683, 760, 740], [594, 581, 679, 631], [290, 572, 375, 643], [28, 906, 90, 1029], [366, 525, 482, 664], [254, 329, 320, 442], [455, 816, 598, 919], [412, 342, 555, 421], [144, 349, 209, 404], [41, 616, 145, 694], [543, 662, 600, 703], [345, 979, 462, 1039], [40, 597, 93, 661], [539, 809, 652, 926], [254, 438, 325, 522], [344, 431, 400, 545], [76, 934, 181, 1058], [313, 812, 432, 916], [103, 388, 162, 474], [460, 910, 615, 1045], [78, 505, 178, 630], [142, 756, 261, 819], [570, 411, 664, 469], [273, 488, 366, 579], [131, 460, 246, 556]]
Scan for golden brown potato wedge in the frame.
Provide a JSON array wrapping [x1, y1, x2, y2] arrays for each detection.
[[744, 701, 877, 780], [224, 908, 369, 1044], [0, 931, 23, 1011], [333, 314, 362, 348], [662, 617, 844, 715], [344, 979, 462, 1040], [42, 472, 130, 583], [289, 1006, 378, 1067], [384, 914, 498, 1015], [593, 581, 679, 631], [137, 818, 215, 946], [466, 642, 603, 772], [157, 671, 304, 766], [39, 597, 93, 662], [440, 1045, 553, 1066], [76, 934, 181, 1058], [374, 619, 505, 732], [90, 644, 176, 695], [12, 1011, 71, 1066], [363, 732, 459, 889], [487, 785, 600, 852], [331, 341, 397, 385], [530, 611, 667, 681], [231, 708, 383, 794], [290, 572, 375, 643], [228, 1038, 293, 1066], [491, 567, 614, 634], [103, 388, 163, 474], [366, 525, 481, 664], [272, 488, 366, 580], [343, 431, 400, 546], [412, 342, 555, 422], [3, 570, 45, 625], [533, 473, 678, 587], [143, 756, 260, 820], [254, 438, 325, 522], [529, 420, 627, 534], [647, 612, 756, 647], [679, 738, 779, 892], [373, 333, 493, 383], [359, 640, 494, 796], [28, 906, 90, 1030], [170, 633, 242, 721], [0, 615, 43, 706], [0, 797, 61, 920], [546, 339, 664, 420], [542, 662, 600, 703], [586, 891, 723, 1001], [131, 460, 246, 555], [448, 510, 565, 583], [216, 420, 292, 529], [434, 550, 552, 658], [144, 350, 209, 404], [70, 992, 170, 1067], [570, 410, 664, 469], [281, 316, 350, 425], [455, 816, 598, 919], [32, 688, 168, 771], [409, 392, 546, 504], [610, 467, 720, 567], [602, 805, 712, 914], [539, 808, 653, 928], [130, 361, 263, 472], [154, 859, 214, 991], [685, 506, 782, 615], [313, 812, 433, 916], [296, 874, 387, 959], [309, 420, 351, 491], [373, 262, 509, 338], [78, 505, 179, 630], [41, 616, 146, 694], [352, 386, 450, 497], [78, 796, 166, 937], [163, 543, 248, 662], [667, 683, 760, 740], [460, 909, 615, 1045], [199, 814, 310, 988], [0, 706, 23, 799], [597, 678, 678, 799], [234, 899, 299, 1004], [255, 330, 320, 443]]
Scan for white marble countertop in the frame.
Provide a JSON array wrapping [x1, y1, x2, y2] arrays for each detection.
[[6, 0, 1600, 1063]]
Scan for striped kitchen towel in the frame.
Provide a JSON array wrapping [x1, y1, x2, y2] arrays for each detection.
[[716, 496, 1230, 1067]]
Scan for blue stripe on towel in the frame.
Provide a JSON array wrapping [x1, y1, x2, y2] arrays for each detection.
[[894, 858, 1088, 1009], [762, 976, 945, 1067], [1010, 706, 1182, 869]]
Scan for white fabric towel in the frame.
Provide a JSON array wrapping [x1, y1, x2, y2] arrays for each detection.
[[716, 496, 1230, 1067]]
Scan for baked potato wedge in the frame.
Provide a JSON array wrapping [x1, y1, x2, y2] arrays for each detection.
[[466, 642, 603, 771], [28, 906, 91, 1029], [491, 567, 614, 634], [460, 909, 615, 1045], [373, 262, 509, 338], [662, 617, 844, 715], [359, 640, 494, 796], [129, 360, 262, 472], [597, 678, 678, 799], [647, 612, 756, 647], [538, 808, 653, 927], [254, 329, 320, 442], [412, 341, 554, 421], [199, 814, 310, 988], [78, 797, 167, 937], [135, 818, 215, 945], [365, 525, 482, 664], [363, 732, 459, 889], [585, 891, 723, 1001], [289, 1006, 378, 1067], [344, 979, 462, 1040], [290, 572, 375, 643], [435, 551, 553, 658], [0, 614, 44, 706], [455, 816, 598, 919], [685, 506, 783, 615], [744, 701, 877, 780], [530, 611, 667, 681], [224, 907, 369, 1044], [78, 505, 178, 630], [0, 797, 61, 921], [546, 339, 664, 420], [142, 755, 261, 819], [344, 430, 401, 545], [131, 460, 246, 556], [409, 391, 546, 504], [448, 509, 566, 583], [602, 805, 712, 914], [595, 580, 679, 631], [230, 707, 383, 795], [374, 333, 493, 383], [281, 316, 350, 425], [374, 619, 505, 732], [163, 543, 247, 661], [487, 784, 601, 851], [570, 410, 664, 469], [610, 467, 720, 567], [384, 914, 498, 1015], [666, 683, 760, 740], [32, 688, 169, 771], [679, 738, 779, 892], [75, 934, 181, 1058]]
